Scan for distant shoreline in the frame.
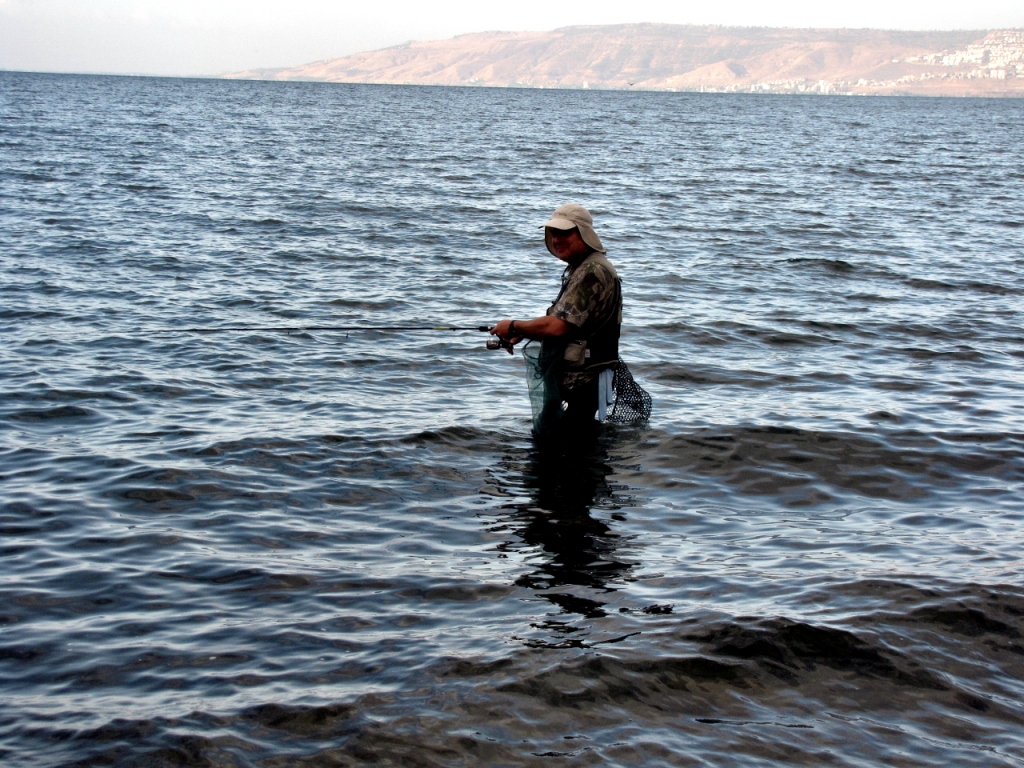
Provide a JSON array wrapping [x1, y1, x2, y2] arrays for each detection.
[[4, 67, 1023, 99], [222, 24, 1024, 99]]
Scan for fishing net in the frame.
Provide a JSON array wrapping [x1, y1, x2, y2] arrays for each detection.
[[521, 341, 650, 435], [607, 360, 652, 425], [521, 341, 565, 437]]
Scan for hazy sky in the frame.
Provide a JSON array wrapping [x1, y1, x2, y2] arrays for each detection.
[[2, 0, 1022, 77]]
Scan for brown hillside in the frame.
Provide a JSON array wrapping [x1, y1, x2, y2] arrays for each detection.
[[225, 24, 1024, 97]]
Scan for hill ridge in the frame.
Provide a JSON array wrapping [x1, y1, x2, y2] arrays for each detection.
[[224, 24, 1024, 97]]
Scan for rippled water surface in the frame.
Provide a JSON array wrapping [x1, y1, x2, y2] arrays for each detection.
[[2, 72, 1024, 766]]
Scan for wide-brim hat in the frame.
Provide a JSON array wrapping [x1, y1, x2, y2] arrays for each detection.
[[540, 203, 605, 253]]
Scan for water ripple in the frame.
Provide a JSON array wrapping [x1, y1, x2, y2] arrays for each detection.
[[1, 72, 1023, 766]]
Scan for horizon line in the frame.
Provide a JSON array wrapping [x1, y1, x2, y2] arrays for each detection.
[[4, 22, 1022, 80]]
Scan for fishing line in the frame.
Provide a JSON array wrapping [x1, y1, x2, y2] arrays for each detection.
[[150, 324, 493, 334], [27, 323, 514, 349], [142, 323, 519, 351]]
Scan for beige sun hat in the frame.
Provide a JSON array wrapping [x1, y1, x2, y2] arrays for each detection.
[[540, 203, 605, 253]]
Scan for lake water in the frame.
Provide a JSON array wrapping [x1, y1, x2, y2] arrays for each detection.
[[2, 71, 1024, 766]]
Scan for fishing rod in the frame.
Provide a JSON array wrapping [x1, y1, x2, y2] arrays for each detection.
[[154, 324, 493, 334], [148, 323, 515, 350]]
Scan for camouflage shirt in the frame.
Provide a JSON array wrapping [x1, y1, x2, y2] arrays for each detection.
[[546, 252, 621, 390]]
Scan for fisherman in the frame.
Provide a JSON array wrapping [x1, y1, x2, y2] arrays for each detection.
[[490, 203, 622, 433]]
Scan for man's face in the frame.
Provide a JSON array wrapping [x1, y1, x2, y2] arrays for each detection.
[[546, 227, 589, 262]]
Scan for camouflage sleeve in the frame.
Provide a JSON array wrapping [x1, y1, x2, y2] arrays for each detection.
[[550, 263, 614, 329]]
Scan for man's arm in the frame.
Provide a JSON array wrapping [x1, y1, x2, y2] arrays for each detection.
[[489, 316, 572, 353]]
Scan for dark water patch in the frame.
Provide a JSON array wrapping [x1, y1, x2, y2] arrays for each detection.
[[786, 257, 857, 273], [652, 365, 755, 386], [0, 644, 52, 664], [0, 386, 135, 405], [240, 702, 358, 738], [401, 425, 510, 450], [845, 291, 899, 302], [651, 363, 853, 390], [324, 297, 403, 310], [121, 382, 199, 399], [907, 278, 957, 291], [905, 604, 1020, 639], [636, 426, 1024, 502], [872, 379, 926, 391], [886, 345, 988, 362], [5, 405, 99, 422], [687, 618, 944, 688], [965, 281, 1019, 296], [497, 653, 748, 706], [114, 482, 200, 506], [675, 320, 838, 349], [800, 319, 862, 333]]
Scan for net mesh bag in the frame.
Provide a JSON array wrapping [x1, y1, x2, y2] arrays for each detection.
[[521, 341, 565, 437], [607, 360, 652, 425], [521, 342, 651, 434]]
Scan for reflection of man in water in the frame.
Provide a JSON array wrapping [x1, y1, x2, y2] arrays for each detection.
[[495, 441, 634, 643], [490, 204, 622, 432]]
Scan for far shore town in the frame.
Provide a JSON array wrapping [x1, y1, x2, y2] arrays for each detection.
[[701, 30, 1023, 95]]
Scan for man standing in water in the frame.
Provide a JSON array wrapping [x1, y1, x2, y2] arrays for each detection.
[[490, 204, 621, 432]]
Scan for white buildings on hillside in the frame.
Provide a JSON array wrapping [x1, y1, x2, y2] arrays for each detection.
[[906, 30, 1023, 74]]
